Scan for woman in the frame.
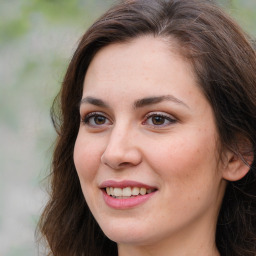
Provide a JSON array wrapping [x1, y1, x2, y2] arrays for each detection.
[[38, 0, 256, 255]]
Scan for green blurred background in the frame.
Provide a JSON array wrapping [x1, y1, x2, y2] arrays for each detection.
[[0, 0, 255, 255]]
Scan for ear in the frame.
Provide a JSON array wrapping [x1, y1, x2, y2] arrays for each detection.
[[222, 149, 253, 182]]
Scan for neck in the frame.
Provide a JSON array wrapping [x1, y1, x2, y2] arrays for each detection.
[[118, 214, 220, 256], [118, 245, 220, 256], [118, 236, 220, 256]]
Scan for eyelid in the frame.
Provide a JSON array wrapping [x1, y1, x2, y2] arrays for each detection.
[[143, 111, 177, 127], [81, 111, 112, 127], [144, 111, 175, 119]]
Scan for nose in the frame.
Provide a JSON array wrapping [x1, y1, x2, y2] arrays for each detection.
[[101, 125, 142, 170]]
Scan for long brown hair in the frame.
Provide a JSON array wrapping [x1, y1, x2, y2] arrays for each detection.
[[38, 0, 256, 255]]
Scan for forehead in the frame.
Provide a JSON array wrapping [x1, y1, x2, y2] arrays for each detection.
[[87, 36, 186, 71], [82, 36, 205, 109]]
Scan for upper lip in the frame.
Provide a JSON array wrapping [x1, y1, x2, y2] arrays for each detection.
[[99, 180, 157, 189]]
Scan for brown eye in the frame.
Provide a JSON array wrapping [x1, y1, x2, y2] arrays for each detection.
[[82, 112, 112, 127], [151, 116, 165, 125], [94, 115, 106, 125], [143, 112, 177, 127]]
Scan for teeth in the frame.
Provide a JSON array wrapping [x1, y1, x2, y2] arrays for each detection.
[[113, 188, 122, 197], [132, 187, 139, 196], [123, 187, 132, 197], [140, 188, 146, 195], [105, 186, 155, 197]]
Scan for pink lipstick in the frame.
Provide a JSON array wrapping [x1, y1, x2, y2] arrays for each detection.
[[100, 180, 157, 209]]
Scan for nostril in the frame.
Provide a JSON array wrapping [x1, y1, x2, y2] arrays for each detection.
[[101, 146, 142, 169], [119, 162, 131, 167]]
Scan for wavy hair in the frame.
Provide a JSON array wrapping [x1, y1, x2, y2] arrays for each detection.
[[38, 0, 256, 255]]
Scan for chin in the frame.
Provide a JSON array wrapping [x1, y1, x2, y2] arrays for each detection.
[[106, 232, 152, 246], [98, 219, 158, 246]]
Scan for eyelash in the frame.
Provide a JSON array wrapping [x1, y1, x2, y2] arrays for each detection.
[[81, 112, 112, 127], [143, 112, 177, 127], [81, 111, 177, 128]]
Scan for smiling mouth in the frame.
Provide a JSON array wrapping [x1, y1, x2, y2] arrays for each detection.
[[104, 187, 157, 199]]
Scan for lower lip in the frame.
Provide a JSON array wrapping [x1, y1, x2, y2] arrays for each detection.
[[102, 190, 156, 209]]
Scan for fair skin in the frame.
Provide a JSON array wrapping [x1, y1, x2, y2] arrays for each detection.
[[74, 36, 230, 256]]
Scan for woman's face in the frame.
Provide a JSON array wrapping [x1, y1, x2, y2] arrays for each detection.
[[74, 36, 227, 251]]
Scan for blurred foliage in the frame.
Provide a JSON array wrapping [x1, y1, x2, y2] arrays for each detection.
[[0, 0, 255, 256], [221, 0, 256, 36], [0, 0, 114, 45]]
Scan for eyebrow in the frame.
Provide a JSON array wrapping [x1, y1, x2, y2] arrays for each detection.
[[80, 96, 110, 108], [80, 95, 189, 109], [133, 95, 189, 109]]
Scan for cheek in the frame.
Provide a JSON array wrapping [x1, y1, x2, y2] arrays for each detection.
[[73, 132, 103, 182], [145, 130, 220, 187], [148, 139, 222, 219]]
